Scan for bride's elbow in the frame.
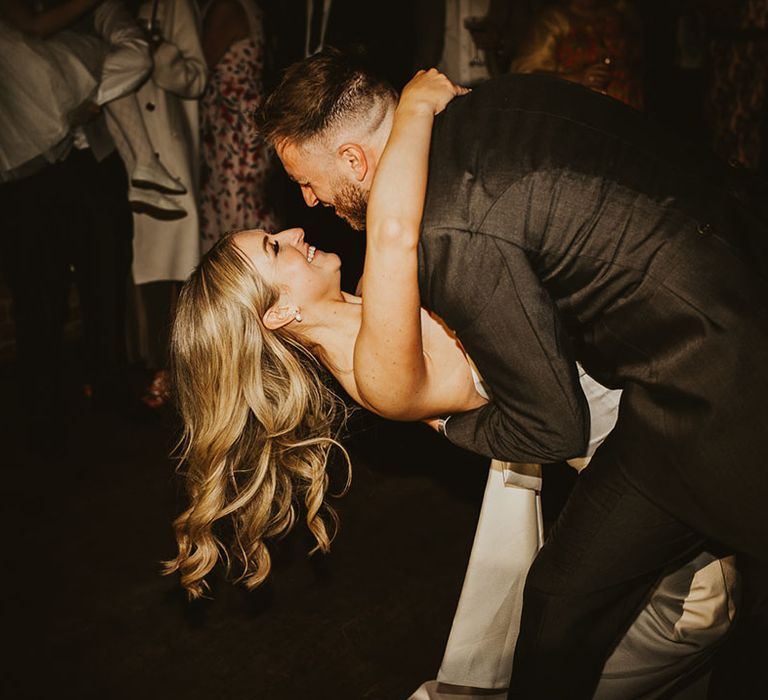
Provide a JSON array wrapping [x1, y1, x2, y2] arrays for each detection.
[[367, 216, 420, 251], [370, 403, 426, 422], [356, 384, 425, 421]]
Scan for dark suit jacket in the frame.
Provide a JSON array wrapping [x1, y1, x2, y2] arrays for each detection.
[[419, 73, 768, 555]]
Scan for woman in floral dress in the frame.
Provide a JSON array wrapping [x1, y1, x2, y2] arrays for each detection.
[[510, 0, 645, 111], [704, 0, 768, 173], [199, 0, 279, 255]]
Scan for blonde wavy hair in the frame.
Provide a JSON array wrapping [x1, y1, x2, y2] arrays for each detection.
[[163, 232, 351, 599]]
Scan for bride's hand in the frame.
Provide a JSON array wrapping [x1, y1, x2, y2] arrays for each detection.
[[398, 68, 470, 118]]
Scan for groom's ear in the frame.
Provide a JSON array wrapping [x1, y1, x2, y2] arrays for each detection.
[[338, 143, 368, 182], [263, 303, 296, 330]]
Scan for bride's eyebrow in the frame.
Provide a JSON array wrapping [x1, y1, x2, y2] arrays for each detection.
[[261, 234, 271, 257]]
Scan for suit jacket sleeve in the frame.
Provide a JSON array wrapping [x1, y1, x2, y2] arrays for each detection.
[[424, 232, 589, 463]]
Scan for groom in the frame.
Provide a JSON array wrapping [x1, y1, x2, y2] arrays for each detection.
[[257, 48, 768, 698]]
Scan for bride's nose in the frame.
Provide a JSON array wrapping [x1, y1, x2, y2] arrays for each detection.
[[278, 227, 305, 246]]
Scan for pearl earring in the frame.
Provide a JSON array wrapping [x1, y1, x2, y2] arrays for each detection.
[[294, 310, 303, 323]]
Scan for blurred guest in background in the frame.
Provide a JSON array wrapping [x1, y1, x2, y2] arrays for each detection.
[[0, 0, 135, 436], [414, 0, 539, 83], [510, 0, 645, 110], [198, 0, 279, 255], [704, 0, 768, 175], [127, 0, 206, 410], [436, 0, 495, 87], [0, 0, 190, 218]]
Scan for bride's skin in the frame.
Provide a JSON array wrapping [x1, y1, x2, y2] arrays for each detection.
[[234, 227, 488, 419], [355, 70, 473, 420]]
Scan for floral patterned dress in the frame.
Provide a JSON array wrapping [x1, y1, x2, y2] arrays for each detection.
[[511, 2, 645, 111], [199, 33, 278, 254], [706, 0, 768, 171], [553, 7, 645, 110]]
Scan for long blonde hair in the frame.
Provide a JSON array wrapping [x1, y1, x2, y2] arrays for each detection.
[[163, 233, 351, 599]]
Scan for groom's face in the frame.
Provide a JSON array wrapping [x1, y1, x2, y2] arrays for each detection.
[[277, 140, 370, 231]]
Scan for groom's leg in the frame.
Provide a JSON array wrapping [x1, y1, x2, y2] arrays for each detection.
[[507, 454, 707, 700]]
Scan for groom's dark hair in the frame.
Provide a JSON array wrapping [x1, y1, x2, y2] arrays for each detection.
[[257, 46, 398, 149]]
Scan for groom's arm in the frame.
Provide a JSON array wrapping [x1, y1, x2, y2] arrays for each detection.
[[423, 233, 589, 464]]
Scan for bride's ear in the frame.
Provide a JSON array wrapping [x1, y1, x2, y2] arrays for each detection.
[[263, 304, 299, 330]]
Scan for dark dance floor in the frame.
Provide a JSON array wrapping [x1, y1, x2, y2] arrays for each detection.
[[3, 347, 766, 700]]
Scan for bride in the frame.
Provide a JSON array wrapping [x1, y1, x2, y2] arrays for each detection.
[[165, 70, 735, 697], [165, 71, 481, 597]]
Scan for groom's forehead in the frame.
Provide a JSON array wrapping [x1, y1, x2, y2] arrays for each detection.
[[277, 141, 327, 180], [276, 140, 302, 170]]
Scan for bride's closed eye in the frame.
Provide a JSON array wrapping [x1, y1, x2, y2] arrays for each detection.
[[271, 240, 280, 255]]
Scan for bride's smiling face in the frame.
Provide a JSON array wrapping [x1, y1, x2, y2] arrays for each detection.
[[234, 228, 342, 308]]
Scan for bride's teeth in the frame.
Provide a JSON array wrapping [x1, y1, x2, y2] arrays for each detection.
[[307, 245, 316, 263]]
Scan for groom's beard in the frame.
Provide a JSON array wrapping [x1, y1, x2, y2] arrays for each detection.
[[332, 180, 368, 231]]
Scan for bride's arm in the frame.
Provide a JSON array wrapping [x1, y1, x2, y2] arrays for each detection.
[[353, 69, 469, 419]]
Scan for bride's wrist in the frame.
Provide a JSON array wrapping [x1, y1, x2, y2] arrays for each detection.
[[395, 100, 438, 121]]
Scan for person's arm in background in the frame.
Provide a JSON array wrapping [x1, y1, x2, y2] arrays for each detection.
[[353, 69, 470, 419], [93, 0, 152, 105], [200, 0, 247, 70], [0, 0, 103, 37], [147, 0, 206, 98]]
